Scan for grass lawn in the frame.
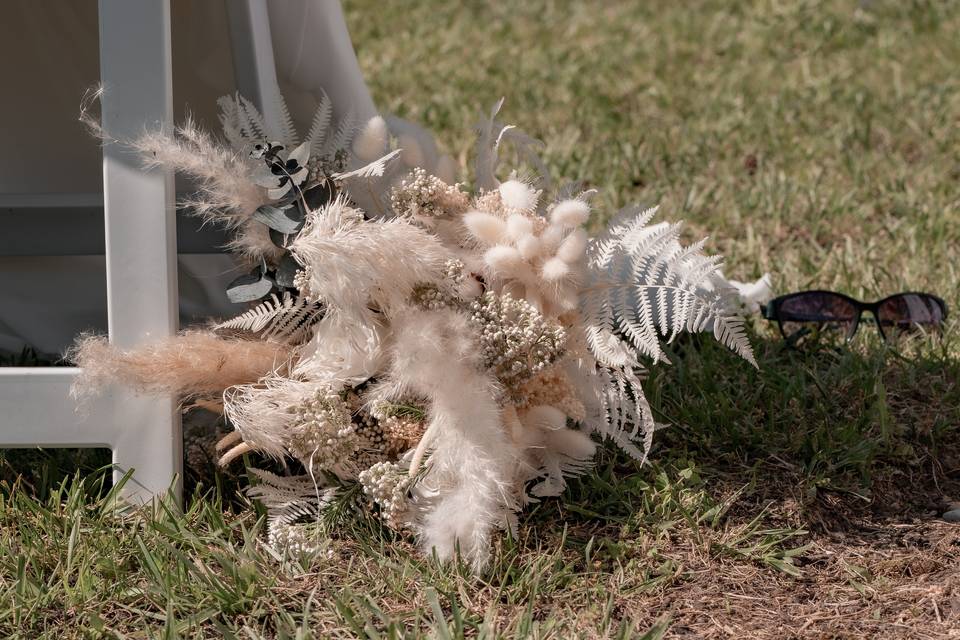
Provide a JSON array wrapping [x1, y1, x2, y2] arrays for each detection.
[[2, 0, 960, 637]]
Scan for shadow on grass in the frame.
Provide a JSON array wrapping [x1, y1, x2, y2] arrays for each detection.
[[526, 328, 959, 547]]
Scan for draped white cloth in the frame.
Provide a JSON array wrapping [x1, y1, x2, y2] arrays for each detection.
[[0, 0, 377, 356]]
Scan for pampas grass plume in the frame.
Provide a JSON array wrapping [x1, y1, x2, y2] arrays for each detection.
[[69, 331, 292, 401]]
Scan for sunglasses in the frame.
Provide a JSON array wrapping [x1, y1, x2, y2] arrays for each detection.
[[762, 290, 947, 346]]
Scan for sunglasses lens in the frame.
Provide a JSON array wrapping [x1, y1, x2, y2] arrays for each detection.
[[778, 292, 859, 345], [877, 294, 945, 337]]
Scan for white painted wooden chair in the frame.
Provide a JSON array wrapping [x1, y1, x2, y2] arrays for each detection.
[[0, 0, 373, 504]]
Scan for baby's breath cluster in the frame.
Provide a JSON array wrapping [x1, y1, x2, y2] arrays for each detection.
[[410, 259, 467, 310], [469, 291, 567, 395], [292, 265, 313, 297], [390, 167, 469, 224], [288, 388, 358, 469], [269, 522, 331, 557], [358, 461, 413, 530], [351, 411, 390, 471]]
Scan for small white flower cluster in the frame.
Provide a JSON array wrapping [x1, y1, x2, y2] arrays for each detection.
[[469, 291, 567, 395], [351, 411, 390, 471], [463, 180, 591, 314], [288, 388, 359, 469], [390, 167, 469, 225], [410, 259, 467, 310], [292, 264, 313, 297], [358, 461, 413, 530], [269, 522, 330, 557]]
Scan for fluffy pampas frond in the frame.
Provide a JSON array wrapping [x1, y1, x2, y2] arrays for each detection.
[[131, 119, 279, 261], [385, 309, 517, 571], [69, 331, 293, 402], [290, 197, 455, 318]]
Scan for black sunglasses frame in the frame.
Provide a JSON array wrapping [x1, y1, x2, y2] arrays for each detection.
[[762, 290, 948, 344]]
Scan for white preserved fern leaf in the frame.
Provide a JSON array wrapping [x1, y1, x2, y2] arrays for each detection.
[[217, 93, 278, 151], [324, 109, 358, 159], [583, 206, 756, 367], [579, 205, 756, 462], [213, 292, 324, 344], [334, 149, 402, 180], [247, 468, 336, 551]]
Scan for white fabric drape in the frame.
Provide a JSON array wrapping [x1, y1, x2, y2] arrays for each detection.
[[1, 0, 375, 356]]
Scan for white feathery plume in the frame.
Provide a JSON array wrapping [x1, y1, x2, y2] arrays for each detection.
[[386, 308, 517, 571], [541, 257, 570, 282], [290, 196, 454, 318], [130, 119, 277, 260], [556, 228, 589, 263], [550, 199, 591, 227], [516, 234, 542, 260], [223, 376, 320, 461], [505, 214, 534, 240]]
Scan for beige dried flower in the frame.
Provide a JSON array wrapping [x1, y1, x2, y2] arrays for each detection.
[[514, 365, 586, 422], [390, 167, 469, 224]]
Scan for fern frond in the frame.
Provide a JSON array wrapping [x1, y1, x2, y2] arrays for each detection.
[[306, 91, 333, 155], [593, 362, 656, 462], [247, 468, 337, 550], [334, 149, 402, 180], [583, 206, 756, 368], [578, 205, 756, 461], [325, 109, 358, 158], [269, 87, 299, 148], [213, 292, 324, 344]]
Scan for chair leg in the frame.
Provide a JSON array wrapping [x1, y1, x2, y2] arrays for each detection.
[[99, 0, 181, 504], [109, 394, 182, 504]]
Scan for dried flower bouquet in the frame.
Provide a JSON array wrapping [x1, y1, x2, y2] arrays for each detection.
[[72, 92, 755, 570]]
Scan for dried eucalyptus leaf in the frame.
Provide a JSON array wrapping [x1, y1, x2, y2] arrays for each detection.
[[269, 228, 288, 249], [304, 180, 336, 209], [253, 205, 302, 234], [226, 272, 275, 303], [275, 253, 301, 288]]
